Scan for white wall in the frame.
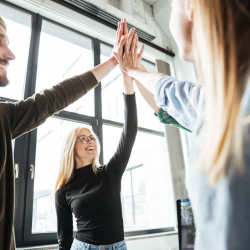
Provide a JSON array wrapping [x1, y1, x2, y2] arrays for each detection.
[[153, 0, 196, 82], [126, 233, 179, 250]]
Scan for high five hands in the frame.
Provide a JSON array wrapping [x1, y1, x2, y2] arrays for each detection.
[[113, 19, 145, 77]]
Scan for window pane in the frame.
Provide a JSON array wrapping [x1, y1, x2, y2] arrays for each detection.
[[103, 125, 175, 231], [35, 21, 94, 116], [32, 118, 92, 233], [101, 44, 124, 123], [123, 197, 133, 225], [128, 131, 175, 230], [0, 4, 31, 100], [122, 171, 132, 196], [132, 167, 145, 194], [134, 60, 164, 131], [102, 124, 123, 163], [134, 194, 147, 225], [101, 44, 164, 131]]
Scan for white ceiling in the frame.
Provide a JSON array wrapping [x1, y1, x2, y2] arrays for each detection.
[[152, 0, 172, 38]]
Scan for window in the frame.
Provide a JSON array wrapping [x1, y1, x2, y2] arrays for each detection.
[[36, 21, 94, 116], [136, 60, 164, 131], [101, 45, 175, 232], [0, 3, 31, 100], [103, 126, 175, 232], [122, 165, 147, 227], [1, 1, 178, 247], [101, 44, 124, 123]]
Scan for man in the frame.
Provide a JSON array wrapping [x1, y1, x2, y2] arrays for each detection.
[[0, 17, 15, 86], [0, 17, 127, 250]]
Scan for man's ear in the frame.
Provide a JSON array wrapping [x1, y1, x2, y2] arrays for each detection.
[[186, 0, 194, 22]]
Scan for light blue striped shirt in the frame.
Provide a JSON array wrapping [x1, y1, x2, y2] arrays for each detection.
[[155, 76, 250, 250]]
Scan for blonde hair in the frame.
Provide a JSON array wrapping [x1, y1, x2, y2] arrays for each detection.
[[192, 0, 250, 183], [54, 126, 101, 193], [0, 16, 6, 31]]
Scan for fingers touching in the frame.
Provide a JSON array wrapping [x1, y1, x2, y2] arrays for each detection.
[[116, 21, 124, 45], [120, 19, 144, 57], [114, 18, 146, 75], [118, 35, 128, 53], [114, 35, 127, 62], [138, 43, 145, 60], [130, 33, 136, 56], [123, 18, 128, 36], [128, 28, 136, 53]]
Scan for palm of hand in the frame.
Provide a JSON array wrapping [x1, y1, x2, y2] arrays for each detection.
[[112, 21, 125, 59], [118, 32, 145, 75], [112, 20, 145, 76]]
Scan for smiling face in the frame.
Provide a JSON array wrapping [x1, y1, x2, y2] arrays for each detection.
[[74, 128, 97, 168], [0, 22, 15, 87]]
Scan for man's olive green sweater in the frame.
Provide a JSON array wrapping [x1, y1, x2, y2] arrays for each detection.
[[0, 71, 98, 250]]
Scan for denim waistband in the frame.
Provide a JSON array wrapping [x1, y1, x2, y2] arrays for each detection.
[[71, 238, 127, 250]]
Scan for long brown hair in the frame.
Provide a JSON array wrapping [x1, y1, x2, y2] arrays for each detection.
[[54, 127, 101, 193], [192, 0, 250, 182]]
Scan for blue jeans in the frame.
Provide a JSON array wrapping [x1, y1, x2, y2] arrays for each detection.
[[70, 238, 127, 250]]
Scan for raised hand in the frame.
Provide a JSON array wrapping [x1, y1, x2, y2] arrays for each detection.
[[113, 19, 134, 94], [112, 20, 127, 62], [113, 22, 145, 77]]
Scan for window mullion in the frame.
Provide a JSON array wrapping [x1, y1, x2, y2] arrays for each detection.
[[14, 133, 32, 246], [24, 14, 42, 99], [13, 13, 42, 247], [93, 38, 104, 164], [20, 13, 42, 245]]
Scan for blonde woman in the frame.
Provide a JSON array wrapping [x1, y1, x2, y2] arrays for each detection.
[[114, 1, 250, 249], [54, 23, 139, 250]]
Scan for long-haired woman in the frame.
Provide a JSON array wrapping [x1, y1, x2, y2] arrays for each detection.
[[54, 23, 140, 250], [114, 2, 250, 249]]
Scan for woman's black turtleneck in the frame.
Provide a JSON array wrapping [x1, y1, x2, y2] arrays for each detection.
[[55, 93, 137, 249]]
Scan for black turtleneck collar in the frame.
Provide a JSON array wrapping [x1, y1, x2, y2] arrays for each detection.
[[74, 164, 93, 178]]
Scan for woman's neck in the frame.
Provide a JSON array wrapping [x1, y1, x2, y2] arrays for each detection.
[[75, 158, 93, 170]]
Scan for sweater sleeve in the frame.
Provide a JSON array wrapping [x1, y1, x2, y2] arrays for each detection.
[[8, 71, 98, 139], [105, 93, 137, 177], [154, 75, 203, 130], [55, 189, 73, 250]]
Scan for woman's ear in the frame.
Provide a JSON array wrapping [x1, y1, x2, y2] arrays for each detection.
[[186, 0, 194, 22]]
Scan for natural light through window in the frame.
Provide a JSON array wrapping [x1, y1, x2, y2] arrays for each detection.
[[0, 4, 31, 100]]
